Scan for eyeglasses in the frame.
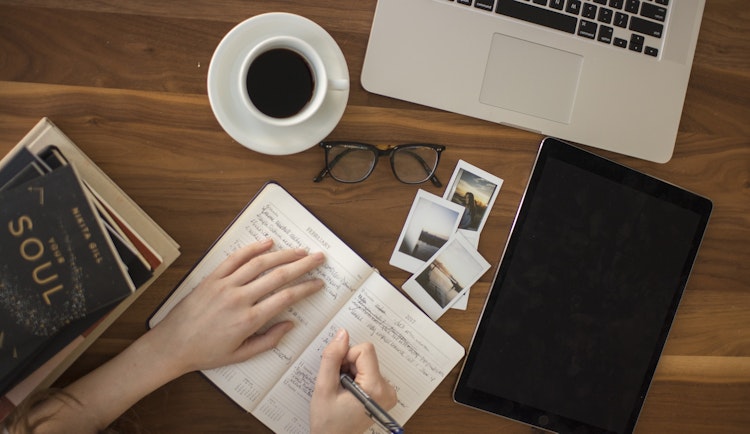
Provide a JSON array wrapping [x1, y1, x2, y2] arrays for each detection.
[[313, 141, 445, 187]]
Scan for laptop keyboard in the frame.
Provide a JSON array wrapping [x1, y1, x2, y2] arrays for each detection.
[[449, 0, 670, 58]]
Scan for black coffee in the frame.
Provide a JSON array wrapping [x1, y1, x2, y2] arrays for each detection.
[[245, 48, 315, 119]]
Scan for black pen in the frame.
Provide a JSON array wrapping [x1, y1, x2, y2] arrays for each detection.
[[339, 373, 404, 434]]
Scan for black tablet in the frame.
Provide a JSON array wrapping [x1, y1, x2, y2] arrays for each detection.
[[453, 138, 712, 434]]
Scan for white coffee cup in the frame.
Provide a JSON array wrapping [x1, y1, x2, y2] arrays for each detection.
[[238, 35, 349, 128], [207, 12, 350, 155]]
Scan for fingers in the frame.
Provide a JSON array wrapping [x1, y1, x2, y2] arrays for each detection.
[[228, 245, 325, 334], [209, 240, 322, 290], [231, 321, 295, 363], [346, 342, 382, 379], [155, 241, 328, 374], [210, 239, 274, 280], [211, 239, 325, 301], [205, 242, 327, 336], [228, 248, 306, 285], [250, 277, 325, 327], [346, 342, 397, 408], [242, 250, 325, 296], [220, 241, 325, 295], [315, 329, 350, 397]]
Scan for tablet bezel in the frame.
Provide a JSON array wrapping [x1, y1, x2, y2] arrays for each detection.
[[453, 138, 712, 434]]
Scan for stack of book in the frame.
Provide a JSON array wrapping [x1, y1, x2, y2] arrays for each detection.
[[0, 118, 179, 420]]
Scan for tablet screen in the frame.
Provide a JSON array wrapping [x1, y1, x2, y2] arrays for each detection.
[[454, 138, 712, 434]]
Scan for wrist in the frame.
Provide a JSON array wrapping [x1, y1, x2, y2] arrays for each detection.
[[54, 328, 190, 431], [131, 327, 191, 381]]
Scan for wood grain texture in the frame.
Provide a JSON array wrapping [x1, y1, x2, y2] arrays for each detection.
[[1, 1, 748, 433]]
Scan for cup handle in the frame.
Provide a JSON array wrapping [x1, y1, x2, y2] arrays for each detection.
[[329, 78, 349, 91]]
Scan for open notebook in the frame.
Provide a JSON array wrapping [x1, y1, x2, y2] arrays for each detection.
[[149, 182, 465, 433]]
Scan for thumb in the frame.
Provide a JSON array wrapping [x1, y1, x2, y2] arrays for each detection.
[[316, 328, 350, 396]]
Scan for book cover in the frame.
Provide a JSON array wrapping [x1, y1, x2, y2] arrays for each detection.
[[38, 146, 154, 288], [0, 146, 149, 393], [0, 118, 180, 421], [0, 304, 110, 395], [0, 165, 134, 378], [0, 148, 36, 187]]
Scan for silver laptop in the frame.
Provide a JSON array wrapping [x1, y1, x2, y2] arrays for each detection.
[[361, 0, 705, 163]]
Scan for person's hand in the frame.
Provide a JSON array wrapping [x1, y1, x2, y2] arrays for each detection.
[[310, 328, 398, 434], [149, 239, 325, 376]]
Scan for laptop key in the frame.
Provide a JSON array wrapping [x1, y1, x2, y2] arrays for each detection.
[[614, 12, 628, 27], [475, 0, 495, 11], [630, 16, 663, 38], [629, 33, 644, 52], [582, 3, 597, 19], [641, 2, 667, 22], [495, 0, 578, 33], [578, 20, 597, 39], [550, 0, 565, 10], [625, 0, 640, 14], [566, 0, 582, 15], [598, 25, 614, 43]]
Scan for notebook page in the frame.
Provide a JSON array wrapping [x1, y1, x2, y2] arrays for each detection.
[[254, 272, 465, 433], [149, 183, 373, 411]]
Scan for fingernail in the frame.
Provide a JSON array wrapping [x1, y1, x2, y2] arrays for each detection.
[[310, 251, 325, 262], [334, 328, 347, 341], [294, 248, 308, 255]]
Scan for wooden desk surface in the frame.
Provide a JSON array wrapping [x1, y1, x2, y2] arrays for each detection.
[[1, 1, 748, 433]]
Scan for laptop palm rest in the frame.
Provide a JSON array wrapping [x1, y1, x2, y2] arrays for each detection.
[[480, 34, 583, 124]]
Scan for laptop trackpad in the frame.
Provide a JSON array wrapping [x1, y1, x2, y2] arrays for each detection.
[[480, 33, 583, 124]]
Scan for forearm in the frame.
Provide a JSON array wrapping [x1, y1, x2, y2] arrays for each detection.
[[10, 243, 325, 434], [26, 328, 185, 434]]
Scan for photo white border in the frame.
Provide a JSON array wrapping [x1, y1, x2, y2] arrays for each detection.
[[402, 232, 490, 321], [389, 189, 465, 274]]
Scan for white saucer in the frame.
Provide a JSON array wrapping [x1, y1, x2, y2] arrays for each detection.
[[207, 13, 349, 155]]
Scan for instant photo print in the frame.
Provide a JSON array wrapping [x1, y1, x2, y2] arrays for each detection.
[[443, 160, 503, 246], [444, 160, 503, 310], [390, 190, 464, 274], [402, 232, 490, 321]]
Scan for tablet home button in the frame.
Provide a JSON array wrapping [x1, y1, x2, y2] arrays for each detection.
[[538, 415, 550, 426]]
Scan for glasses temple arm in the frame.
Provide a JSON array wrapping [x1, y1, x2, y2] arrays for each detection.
[[313, 166, 329, 182]]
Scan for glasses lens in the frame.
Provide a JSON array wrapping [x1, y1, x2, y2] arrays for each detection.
[[327, 145, 377, 183], [392, 146, 439, 183]]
